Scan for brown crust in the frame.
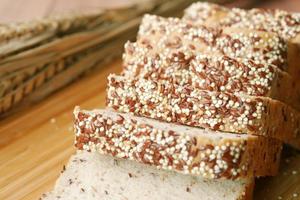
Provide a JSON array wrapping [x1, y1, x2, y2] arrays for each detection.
[[123, 41, 300, 111], [286, 40, 300, 86], [183, 2, 300, 85], [240, 179, 255, 200], [184, 2, 300, 41], [74, 108, 282, 179], [107, 74, 300, 147], [138, 14, 288, 73]]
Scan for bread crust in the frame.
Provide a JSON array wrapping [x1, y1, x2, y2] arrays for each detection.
[[129, 15, 300, 111], [123, 40, 300, 111], [74, 108, 282, 179], [241, 180, 254, 200], [107, 74, 300, 148], [183, 2, 300, 85], [138, 15, 288, 75]]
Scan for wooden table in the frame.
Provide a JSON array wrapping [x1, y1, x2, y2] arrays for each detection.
[[1, 1, 300, 200], [0, 60, 122, 200]]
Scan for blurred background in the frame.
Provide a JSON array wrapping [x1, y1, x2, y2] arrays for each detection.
[[0, 0, 299, 23]]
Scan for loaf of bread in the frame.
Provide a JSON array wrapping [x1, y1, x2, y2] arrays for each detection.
[[183, 2, 300, 82], [137, 15, 287, 74], [74, 108, 282, 179], [107, 74, 300, 148], [41, 151, 254, 200], [41, 5, 300, 200], [123, 41, 300, 111], [184, 2, 300, 42]]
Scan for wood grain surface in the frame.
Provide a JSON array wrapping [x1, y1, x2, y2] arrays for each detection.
[[0, 1, 300, 200], [0, 60, 121, 200]]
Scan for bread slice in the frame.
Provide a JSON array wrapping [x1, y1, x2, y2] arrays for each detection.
[[183, 2, 300, 82], [106, 74, 300, 148], [137, 14, 287, 74], [184, 2, 300, 42], [74, 107, 282, 179], [122, 41, 300, 111], [41, 151, 254, 200]]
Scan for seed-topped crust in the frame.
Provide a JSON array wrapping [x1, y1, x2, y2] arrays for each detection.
[[184, 2, 300, 41], [183, 2, 300, 81], [137, 14, 287, 71], [123, 41, 300, 110], [107, 74, 300, 147], [74, 108, 282, 179]]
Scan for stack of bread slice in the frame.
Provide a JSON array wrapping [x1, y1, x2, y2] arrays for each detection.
[[42, 3, 300, 200], [182, 2, 300, 148], [183, 2, 300, 82]]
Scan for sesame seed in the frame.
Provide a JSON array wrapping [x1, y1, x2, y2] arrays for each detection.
[[75, 110, 250, 179], [50, 118, 56, 124], [293, 193, 298, 198]]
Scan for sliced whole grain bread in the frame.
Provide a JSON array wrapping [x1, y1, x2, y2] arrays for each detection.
[[106, 74, 300, 148], [74, 108, 282, 179], [137, 14, 287, 74], [183, 2, 300, 42], [122, 41, 300, 111], [41, 151, 254, 200], [183, 2, 300, 82]]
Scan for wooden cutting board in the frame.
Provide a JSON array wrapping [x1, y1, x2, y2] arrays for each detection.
[[0, 60, 300, 200]]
